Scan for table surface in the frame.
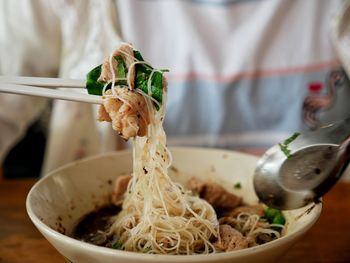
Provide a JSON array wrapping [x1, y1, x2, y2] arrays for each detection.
[[1, 179, 350, 263]]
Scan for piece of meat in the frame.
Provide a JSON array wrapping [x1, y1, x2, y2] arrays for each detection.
[[187, 177, 241, 209], [98, 103, 112, 122], [111, 175, 132, 205], [98, 43, 136, 89], [97, 88, 150, 139], [222, 205, 265, 218], [186, 176, 206, 193], [214, 224, 248, 252]]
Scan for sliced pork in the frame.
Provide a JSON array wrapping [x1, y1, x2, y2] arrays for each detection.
[[98, 88, 150, 139], [214, 224, 249, 252], [187, 177, 241, 209]]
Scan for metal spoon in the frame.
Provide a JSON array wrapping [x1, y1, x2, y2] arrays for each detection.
[[254, 117, 350, 210]]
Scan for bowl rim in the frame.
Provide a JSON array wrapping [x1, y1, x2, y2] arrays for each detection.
[[26, 147, 323, 261]]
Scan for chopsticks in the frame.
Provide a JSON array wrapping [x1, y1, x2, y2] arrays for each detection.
[[0, 76, 85, 88], [0, 83, 102, 104], [0, 76, 102, 104]]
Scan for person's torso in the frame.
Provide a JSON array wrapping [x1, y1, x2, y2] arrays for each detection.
[[60, 0, 349, 150]]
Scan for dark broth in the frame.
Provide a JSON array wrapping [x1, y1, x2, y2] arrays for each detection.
[[73, 205, 121, 247]]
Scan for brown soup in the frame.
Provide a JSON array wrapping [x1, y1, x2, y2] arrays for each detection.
[[73, 205, 121, 247]]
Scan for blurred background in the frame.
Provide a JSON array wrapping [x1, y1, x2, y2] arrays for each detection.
[[2, 109, 49, 179]]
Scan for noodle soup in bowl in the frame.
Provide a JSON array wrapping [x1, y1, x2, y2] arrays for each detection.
[[26, 147, 322, 263]]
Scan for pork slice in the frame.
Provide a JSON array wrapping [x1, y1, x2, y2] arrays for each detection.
[[97, 104, 112, 122], [187, 177, 241, 209], [111, 175, 132, 205], [98, 88, 150, 139], [214, 224, 248, 252], [203, 183, 241, 209], [186, 177, 206, 194]]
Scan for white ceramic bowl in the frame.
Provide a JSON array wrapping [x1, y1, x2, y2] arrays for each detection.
[[26, 147, 322, 263]]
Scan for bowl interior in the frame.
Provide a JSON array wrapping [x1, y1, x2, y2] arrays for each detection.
[[27, 147, 322, 262]]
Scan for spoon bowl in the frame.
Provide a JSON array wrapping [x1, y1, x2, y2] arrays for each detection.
[[254, 118, 350, 210]]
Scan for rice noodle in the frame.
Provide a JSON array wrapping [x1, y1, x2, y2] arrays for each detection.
[[108, 100, 219, 254]]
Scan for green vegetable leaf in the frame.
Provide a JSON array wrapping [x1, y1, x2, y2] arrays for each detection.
[[115, 55, 126, 78], [86, 65, 105, 95], [112, 241, 123, 250], [264, 207, 285, 225], [85, 63, 125, 96], [283, 132, 300, 145], [272, 213, 286, 225], [278, 132, 300, 159], [133, 50, 165, 110], [234, 182, 241, 189], [278, 143, 291, 157], [114, 55, 127, 86], [151, 71, 163, 104], [133, 50, 144, 61]]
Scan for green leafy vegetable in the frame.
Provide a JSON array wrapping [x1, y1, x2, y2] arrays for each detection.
[[112, 241, 123, 250], [264, 207, 285, 225], [86, 55, 128, 96], [278, 132, 300, 159], [114, 55, 127, 81], [283, 132, 300, 145], [150, 71, 163, 104], [278, 143, 291, 158], [133, 50, 165, 109], [135, 71, 163, 110], [234, 182, 241, 189], [272, 213, 286, 225], [86, 65, 105, 95], [133, 50, 144, 61]]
